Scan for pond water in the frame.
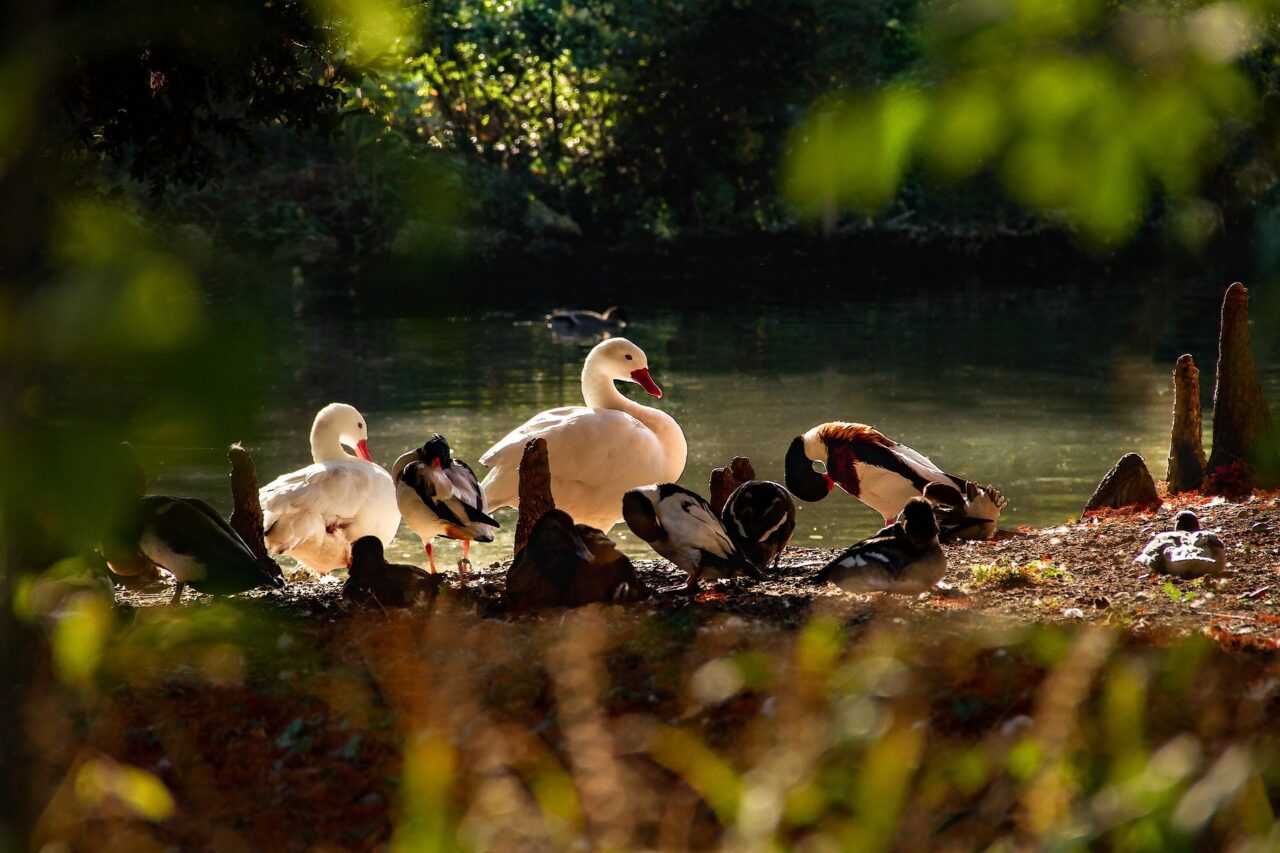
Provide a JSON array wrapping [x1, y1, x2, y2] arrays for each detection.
[[149, 269, 1280, 566]]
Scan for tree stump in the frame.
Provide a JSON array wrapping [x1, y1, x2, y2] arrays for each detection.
[[1207, 282, 1276, 491], [515, 438, 555, 553], [709, 456, 757, 514], [228, 443, 272, 564], [1166, 354, 1206, 493], [1083, 453, 1161, 514]]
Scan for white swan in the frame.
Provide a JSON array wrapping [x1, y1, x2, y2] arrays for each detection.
[[480, 338, 687, 532], [259, 403, 400, 573]]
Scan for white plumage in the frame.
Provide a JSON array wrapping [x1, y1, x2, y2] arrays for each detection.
[[480, 338, 687, 532], [260, 403, 400, 573]]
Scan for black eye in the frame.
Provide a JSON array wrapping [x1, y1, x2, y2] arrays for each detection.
[[625, 354, 633, 361], [357, 422, 363, 429]]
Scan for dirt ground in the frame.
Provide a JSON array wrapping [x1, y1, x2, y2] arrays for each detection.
[[115, 491, 1280, 654]]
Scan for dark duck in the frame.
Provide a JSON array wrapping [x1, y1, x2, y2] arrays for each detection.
[[103, 449, 285, 604], [343, 536, 443, 608], [721, 480, 796, 572], [391, 434, 499, 575], [785, 422, 1006, 541], [1135, 510, 1226, 578], [623, 483, 765, 593], [814, 497, 946, 594], [506, 509, 649, 611]]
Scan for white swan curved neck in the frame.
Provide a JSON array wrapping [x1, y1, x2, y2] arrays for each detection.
[[310, 418, 354, 463]]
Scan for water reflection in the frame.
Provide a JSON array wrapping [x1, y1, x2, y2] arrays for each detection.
[[146, 276, 1280, 565]]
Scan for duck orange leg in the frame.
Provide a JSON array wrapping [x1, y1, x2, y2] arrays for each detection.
[[426, 542, 438, 574], [458, 540, 472, 578]]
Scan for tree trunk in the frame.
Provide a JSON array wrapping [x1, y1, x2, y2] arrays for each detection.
[[515, 438, 555, 553], [1083, 453, 1161, 515], [1166, 354, 1206, 493], [1207, 282, 1276, 490], [228, 443, 271, 564], [709, 456, 757, 515]]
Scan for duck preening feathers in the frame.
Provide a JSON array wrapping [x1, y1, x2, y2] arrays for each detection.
[[506, 509, 649, 611], [343, 536, 443, 608], [392, 434, 498, 575], [105, 496, 286, 604], [1135, 510, 1226, 578], [785, 422, 1005, 542], [814, 497, 946, 594], [721, 480, 796, 572], [623, 483, 765, 593]]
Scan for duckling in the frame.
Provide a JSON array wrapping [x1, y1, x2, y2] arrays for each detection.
[[392, 434, 499, 575], [506, 509, 649, 611], [721, 480, 797, 572], [1135, 510, 1226, 578], [622, 483, 765, 594], [547, 306, 627, 339], [813, 497, 946, 594], [785, 422, 1005, 541], [104, 496, 286, 604], [343, 536, 443, 608]]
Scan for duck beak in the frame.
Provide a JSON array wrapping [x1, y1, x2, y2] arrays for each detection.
[[356, 439, 375, 462], [630, 368, 663, 398], [824, 473, 836, 493]]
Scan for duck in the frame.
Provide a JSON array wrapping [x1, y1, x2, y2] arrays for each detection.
[[259, 403, 400, 573], [343, 536, 443, 608], [480, 338, 687, 531], [622, 483, 764, 594], [785, 422, 1006, 541], [721, 480, 796, 572], [1135, 510, 1226, 578], [813, 497, 946, 594], [547, 306, 627, 339], [391, 434, 499, 575], [104, 496, 286, 604], [506, 509, 649, 611]]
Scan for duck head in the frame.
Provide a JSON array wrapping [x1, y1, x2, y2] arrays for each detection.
[[310, 403, 374, 463], [1174, 510, 1201, 533], [417, 434, 453, 469], [583, 337, 662, 400], [602, 306, 628, 325], [785, 434, 835, 503], [899, 497, 940, 545], [350, 536, 386, 573]]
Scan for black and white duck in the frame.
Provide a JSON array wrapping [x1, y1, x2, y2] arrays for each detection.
[[721, 480, 796, 572], [623, 483, 764, 593], [1135, 510, 1226, 578], [785, 421, 1005, 541], [813, 497, 946, 594], [391, 434, 498, 575], [104, 496, 286, 604]]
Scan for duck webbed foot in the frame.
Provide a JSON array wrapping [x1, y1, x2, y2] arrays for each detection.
[[658, 567, 702, 595]]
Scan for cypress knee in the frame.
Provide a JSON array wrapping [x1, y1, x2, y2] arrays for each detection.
[[1207, 283, 1276, 491], [1166, 355, 1206, 493], [515, 438, 555, 553], [228, 443, 271, 564], [1083, 453, 1161, 515], [709, 456, 757, 515]]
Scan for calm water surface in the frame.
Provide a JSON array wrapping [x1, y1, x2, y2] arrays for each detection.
[[150, 275, 1280, 565]]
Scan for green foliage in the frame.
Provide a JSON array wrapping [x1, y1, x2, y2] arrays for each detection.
[[971, 558, 1069, 588], [786, 0, 1280, 245]]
